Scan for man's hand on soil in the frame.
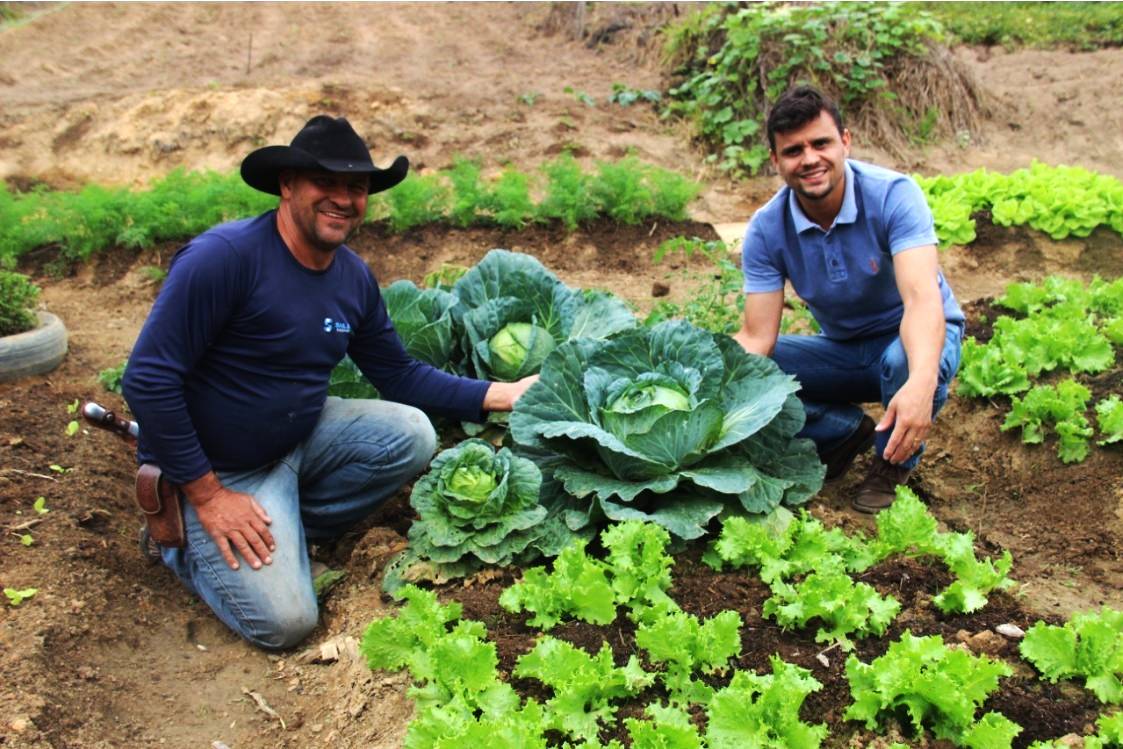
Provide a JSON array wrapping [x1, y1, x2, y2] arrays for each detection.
[[877, 378, 936, 464], [183, 474, 275, 571]]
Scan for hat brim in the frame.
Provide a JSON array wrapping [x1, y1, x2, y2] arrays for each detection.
[[240, 146, 409, 196]]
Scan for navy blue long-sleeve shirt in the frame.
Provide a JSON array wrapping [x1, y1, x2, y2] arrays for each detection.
[[122, 211, 489, 484]]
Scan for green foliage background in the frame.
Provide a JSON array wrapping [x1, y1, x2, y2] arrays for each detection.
[[662, 3, 964, 175], [0, 156, 699, 267], [0, 271, 40, 336], [921, 1, 1123, 50]]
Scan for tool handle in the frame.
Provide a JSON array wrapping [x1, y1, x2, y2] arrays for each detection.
[[82, 401, 140, 442]]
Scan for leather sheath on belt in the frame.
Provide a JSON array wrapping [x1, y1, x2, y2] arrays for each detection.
[[135, 464, 186, 548]]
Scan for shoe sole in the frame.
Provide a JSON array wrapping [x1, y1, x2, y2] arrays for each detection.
[[852, 494, 893, 514]]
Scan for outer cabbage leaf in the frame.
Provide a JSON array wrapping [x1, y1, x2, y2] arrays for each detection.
[[383, 279, 461, 370], [510, 320, 823, 539]]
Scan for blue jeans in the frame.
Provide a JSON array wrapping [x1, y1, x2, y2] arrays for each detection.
[[160, 397, 437, 650], [772, 322, 963, 471]]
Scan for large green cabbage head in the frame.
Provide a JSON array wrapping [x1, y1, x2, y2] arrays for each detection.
[[509, 320, 825, 540], [452, 249, 636, 382], [489, 321, 557, 381]]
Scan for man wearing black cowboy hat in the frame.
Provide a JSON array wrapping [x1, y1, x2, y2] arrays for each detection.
[[122, 116, 535, 649]]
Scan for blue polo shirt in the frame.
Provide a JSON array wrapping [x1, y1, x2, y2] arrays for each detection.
[[742, 160, 963, 341]]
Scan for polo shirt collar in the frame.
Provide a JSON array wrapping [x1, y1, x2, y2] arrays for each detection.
[[788, 160, 857, 233]]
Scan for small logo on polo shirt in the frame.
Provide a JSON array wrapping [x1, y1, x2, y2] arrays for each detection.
[[322, 317, 352, 334], [868, 257, 880, 274]]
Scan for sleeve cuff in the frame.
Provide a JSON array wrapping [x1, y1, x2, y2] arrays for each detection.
[[743, 282, 785, 294], [890, 234, 938, 255]]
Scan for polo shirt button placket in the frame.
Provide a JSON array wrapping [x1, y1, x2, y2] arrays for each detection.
[[825, 233, 847, 282]]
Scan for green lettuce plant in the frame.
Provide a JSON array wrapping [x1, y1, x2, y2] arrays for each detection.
[[1002, 379, 1093, 463], [499, 520, 677, 629], [1020, 607, 1123, 704], [510, 319, 824, 540], [845, 631, 1014, 745], [636, 608, 743, 705], [705, 656, 828, 748], [1097, 395, 1123, 445], [513, 636, 654, 742]]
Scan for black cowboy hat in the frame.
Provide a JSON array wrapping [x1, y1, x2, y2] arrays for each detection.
[[240, 115, 409, 196]]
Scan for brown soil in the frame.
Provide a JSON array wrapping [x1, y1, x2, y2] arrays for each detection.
[[1, 4, 1122, 749]]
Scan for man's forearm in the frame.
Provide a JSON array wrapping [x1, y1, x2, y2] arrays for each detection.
[[898, 297, 944, 389], [732, 329, 776, 357]]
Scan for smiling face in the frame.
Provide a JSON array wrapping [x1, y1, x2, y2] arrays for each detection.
[[278, 169, 369, 256], [770, 109, 851, 210]]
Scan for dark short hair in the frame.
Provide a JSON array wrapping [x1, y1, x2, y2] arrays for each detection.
[[766, 86, 845, 151]]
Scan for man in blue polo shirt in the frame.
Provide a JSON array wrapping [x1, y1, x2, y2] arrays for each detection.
[[733, 86, 964, 513], [123, 116, 534, 648]]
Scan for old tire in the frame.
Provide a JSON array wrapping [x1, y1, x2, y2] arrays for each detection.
[[0, 311, 68, 382]]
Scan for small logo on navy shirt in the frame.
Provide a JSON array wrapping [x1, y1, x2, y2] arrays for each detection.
[[322, 317, 352, 334]]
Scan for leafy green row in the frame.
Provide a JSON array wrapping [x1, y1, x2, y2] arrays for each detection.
[[364, 524, 829, 747], [362, 516, 1041, 748], [917, 163, 1123, 246], [706, 486, 1014, 635], [957, 275, 1123, 462], [0, 154, 699, 267], [382, 154, 699, 232]]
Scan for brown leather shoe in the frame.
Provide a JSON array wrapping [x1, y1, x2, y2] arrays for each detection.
[[818, 415, 876, 481], [852, 458, 913, 514]]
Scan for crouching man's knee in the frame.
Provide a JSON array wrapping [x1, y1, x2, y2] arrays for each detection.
[[242, 594, 319, 651]]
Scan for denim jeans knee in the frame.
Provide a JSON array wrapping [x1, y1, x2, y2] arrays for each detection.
[[297, 398, 438, 539], [161, 398, 439, 649], [161, 458, 320, 650]]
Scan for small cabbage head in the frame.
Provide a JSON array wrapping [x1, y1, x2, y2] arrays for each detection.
[[383, 438, 584, 595], [489, 322, 557, 381], [443, 461, 499, 505]]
